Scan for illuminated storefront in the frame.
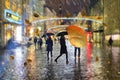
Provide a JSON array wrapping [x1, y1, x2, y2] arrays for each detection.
[[0, 0, 23, 46], [25, 26, 42, 38], [4, 9, 22, 44], [25, 25, 34, 38], [4, 24, 13, 43], [92, 26, 104, 43]]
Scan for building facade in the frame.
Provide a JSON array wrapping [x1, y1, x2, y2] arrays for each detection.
[[0, 0, 23, 48]]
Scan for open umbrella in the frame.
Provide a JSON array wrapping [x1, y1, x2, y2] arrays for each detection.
[[42, 33, 54, 37], [46, 33, 54, 36], [56, 31, 68, 36], [66, 25, 87, 47]]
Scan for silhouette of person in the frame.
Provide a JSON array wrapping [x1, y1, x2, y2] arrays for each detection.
[[38, 37, 43, 50], [27, 37, 32, 47], [46, 36, 53, 60], [55, 35, 69, 64], [34, 36, 37, 49], [74, 47, 80, 58], [108, 36, 113, 48]]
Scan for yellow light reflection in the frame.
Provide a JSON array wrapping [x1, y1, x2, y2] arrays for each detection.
[[26, 46, 37, 79]]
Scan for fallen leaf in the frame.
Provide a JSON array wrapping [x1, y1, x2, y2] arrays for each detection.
[[24, 62, 27, 66], [27, 59, 32, 63], [10, 55, 14, 60]]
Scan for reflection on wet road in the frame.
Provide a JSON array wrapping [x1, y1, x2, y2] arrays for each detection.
[[0, 40, 120, 80]]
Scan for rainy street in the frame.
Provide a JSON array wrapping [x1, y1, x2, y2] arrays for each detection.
[[0, 0, 120, 80], [0, 40, 120, 80]]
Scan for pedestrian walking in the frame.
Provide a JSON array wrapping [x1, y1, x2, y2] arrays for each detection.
[[74, 47, 80, 58], [38, 37, 43, 50], [46, 36, 53, 60], [34, 36, 38, 49], [27, 37, 32, 47], [108, 36, 113, 48], [74, 47, 80, 63], [54, 35, 69, 64]]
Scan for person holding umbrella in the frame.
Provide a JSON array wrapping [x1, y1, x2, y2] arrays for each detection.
[[54, 35, 69, 64], [74, 47, 80, 58], [46, 36, 53, 61]]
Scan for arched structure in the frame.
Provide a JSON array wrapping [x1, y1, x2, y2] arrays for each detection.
[[32, 17, 103, 34]]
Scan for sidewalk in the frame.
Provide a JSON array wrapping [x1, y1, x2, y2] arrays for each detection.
[[0, 41, 120, 80]]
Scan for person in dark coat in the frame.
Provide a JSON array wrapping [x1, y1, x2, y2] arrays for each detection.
[[74, 47, 80, 63], [74, 47, 80, 58], [108, 36, 113, 47], [46, 36, 53, 60], [34, 36, 37, 49], [54, 35, 69, 64], [38, 38, 43, 50], [27, 37, 32, 47]]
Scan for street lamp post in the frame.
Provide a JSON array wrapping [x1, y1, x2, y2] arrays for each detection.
[[58, 2, 62, 25], [102, 0, 105, 45], [22, 0, 26, 37]]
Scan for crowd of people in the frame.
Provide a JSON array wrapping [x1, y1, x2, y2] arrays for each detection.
[[25, 33, 114, 65], [27, 35, 81, 64]]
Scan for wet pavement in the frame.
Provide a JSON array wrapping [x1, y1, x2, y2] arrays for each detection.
[[0, 40, 120, 80]]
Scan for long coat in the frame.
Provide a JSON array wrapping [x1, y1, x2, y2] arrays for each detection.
[[60, 36, 67, 54], [46, 38, 53, 51], [108, 37, 113, 46]]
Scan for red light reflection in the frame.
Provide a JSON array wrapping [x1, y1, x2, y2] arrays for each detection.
[[86, 42, 92, 64]]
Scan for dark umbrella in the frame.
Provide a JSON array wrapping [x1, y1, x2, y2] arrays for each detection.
[[46, 33, 54, 36], [56, 31, 68, 36], [42, 33, 54, 37]]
